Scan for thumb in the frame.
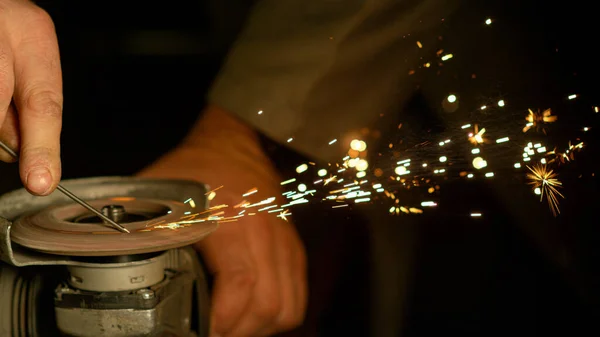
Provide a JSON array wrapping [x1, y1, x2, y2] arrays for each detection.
[[12, 7, 63, 196]]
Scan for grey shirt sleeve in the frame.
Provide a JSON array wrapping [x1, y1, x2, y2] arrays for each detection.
[[208, 0, 459, 162]]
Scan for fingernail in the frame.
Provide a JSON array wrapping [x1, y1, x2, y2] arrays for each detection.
[[26, 168, 52, 195]]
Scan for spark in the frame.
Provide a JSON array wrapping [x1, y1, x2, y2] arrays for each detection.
[[277, 209, 291, 221], [472, 157, 487, 169], [468, 124, 486, 145], [242, 188, 258, 197], [355, 159, 369, 171], [280, 178, 296, 185], [184, 198, 196, 208], [154, 223, 188, 230], [258, 205, 277, 212], [164, 18, 595, 222], [546, 147, 570, 164], [523, 108, 557, 134], [441, 54, 453, 61], [568, 141, 584, 152], [296, 164, 308, 173], [526, 164, 564, 217], [547, 142, 584, 164], [324, 175, 338, 185], [205, 185, 223, 195], [350, 139, 368, 152]]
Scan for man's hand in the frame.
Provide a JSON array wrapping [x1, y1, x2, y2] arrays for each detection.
[[139, 106, 308, 337], [0, 0, 63, 195]]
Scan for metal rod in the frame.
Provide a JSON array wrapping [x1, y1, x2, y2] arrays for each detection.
[[0, 141, 18, 158], [55, 185, 130, 233], [0, 141, 130, 233]]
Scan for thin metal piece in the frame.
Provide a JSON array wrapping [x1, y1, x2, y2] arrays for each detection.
[[0, 141, 18, 158], [55, 185, 130, 233], [0, 140, 129, 233]]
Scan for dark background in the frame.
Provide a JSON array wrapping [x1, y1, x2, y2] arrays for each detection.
[[0, 0, 599, 336]]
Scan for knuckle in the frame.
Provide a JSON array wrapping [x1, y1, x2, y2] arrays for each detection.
[[25, 90, 63, 119], [12, 6, 58, 47], [229, 269, 258, 290], [24, 6, 55, 29], [255, 293, 282, 321], [278, 311, 304, 331], [20, 146, 53, 167]]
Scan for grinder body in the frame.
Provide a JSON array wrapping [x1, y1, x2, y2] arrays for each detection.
[[0, 177, 216, 336]]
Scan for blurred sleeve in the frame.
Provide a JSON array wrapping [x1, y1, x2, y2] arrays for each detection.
[[208, 0, 460, 162]]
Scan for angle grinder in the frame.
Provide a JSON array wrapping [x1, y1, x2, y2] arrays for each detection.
[[0, 176, 218, 337]]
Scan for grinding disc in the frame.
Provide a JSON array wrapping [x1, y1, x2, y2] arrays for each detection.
[[10, 197, 218, 256]]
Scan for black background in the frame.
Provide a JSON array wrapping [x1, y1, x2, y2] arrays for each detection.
[[1, 1, 599, 336]]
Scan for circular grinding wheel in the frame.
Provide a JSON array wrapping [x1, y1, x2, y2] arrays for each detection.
[[10, 197, 218, 256]]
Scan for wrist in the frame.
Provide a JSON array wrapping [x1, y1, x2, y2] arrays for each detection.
[[138, 105, 284, 212], [183, 105, 262, 154], [175, 104, 280, 182]]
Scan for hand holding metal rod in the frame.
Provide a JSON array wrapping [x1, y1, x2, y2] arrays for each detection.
[[0, 140, 130, 233]]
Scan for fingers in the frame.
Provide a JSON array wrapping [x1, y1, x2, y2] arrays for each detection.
[[196, 221, 258, 336], [226, 216, 281, 336], [269, 222, 307, 334], [283, 224, 308, 330], [11, 7, 63, 196], [0, 38, 16, 162], [200, 213, 307, 337]]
